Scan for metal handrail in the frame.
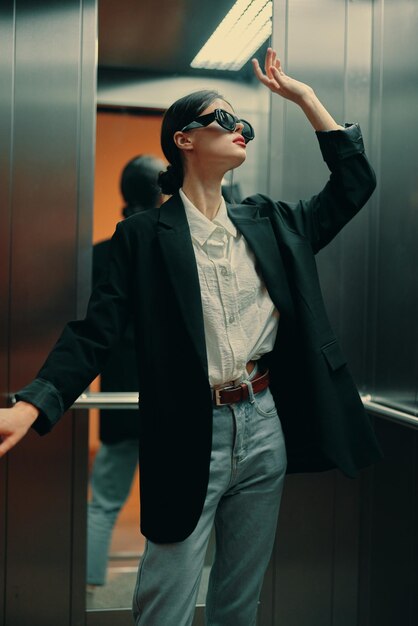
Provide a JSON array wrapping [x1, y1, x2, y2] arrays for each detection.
[[73, 392, 139, 409], [72, 391, 418, 428], [361, 395, 418, 429]]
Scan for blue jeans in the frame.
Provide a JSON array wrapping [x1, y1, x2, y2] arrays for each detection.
[[87, 438, 139, 585], [132, 379, 287, 626]]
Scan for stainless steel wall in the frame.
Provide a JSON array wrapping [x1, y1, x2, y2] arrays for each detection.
[[269, 0, 374, 385], [268, 0, 418, 421], [359, 2, 418, 625], [367, 0, 418, 413], [0, 2, 96, 625], [260, 3, 374, 624], [262, 1, 418, 625]]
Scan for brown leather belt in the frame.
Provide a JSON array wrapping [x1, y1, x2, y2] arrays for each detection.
[[213, 369, 270, 407]]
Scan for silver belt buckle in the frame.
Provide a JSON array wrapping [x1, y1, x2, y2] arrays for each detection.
[[214, 384, 235, 406]]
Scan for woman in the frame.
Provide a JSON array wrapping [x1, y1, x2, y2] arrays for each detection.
[[0, 49, 381, 625]]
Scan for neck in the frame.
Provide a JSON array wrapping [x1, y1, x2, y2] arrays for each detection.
[[181, 172, 224, 221]]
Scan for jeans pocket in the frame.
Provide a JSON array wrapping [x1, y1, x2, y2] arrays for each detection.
[[254, 388, 278, 418]]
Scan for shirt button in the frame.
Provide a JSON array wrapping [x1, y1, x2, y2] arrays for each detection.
[[220, 267, 228, 276], [229, 314, 235, 324]]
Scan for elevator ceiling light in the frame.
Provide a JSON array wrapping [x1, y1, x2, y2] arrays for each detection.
[[191, 0, 273, 71]]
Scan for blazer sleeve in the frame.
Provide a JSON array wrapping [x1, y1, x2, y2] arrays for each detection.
[[244, 124, 376, 253], [15, 221, 133, 435]]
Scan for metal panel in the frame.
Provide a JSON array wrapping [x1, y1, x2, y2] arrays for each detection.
[[260, 1, 286, 622], [358, 2, 418, 625], [359, 419, 418, 626], [4, 1, 97, 625], [338, 0, 373, 385], [274, 471, 337, 626], [289, 0, 349, 353], [269, 1, 374, 386], [266, 2, 373, 625], [267, 0, 418, 623], [0, 3, 15, 622], [72, 2, 97, 620], [368, 0, 418, 413]]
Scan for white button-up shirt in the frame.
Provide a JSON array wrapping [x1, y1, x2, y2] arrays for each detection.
[[179, 188, 280, 387]]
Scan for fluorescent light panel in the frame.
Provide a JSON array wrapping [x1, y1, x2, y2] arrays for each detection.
[[191, 0, 272, 71]]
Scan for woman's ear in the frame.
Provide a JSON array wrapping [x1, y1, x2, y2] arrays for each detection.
[[173, 131, 194, 152]]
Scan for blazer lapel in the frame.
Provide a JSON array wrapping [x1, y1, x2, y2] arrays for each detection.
[[228, 203, 295, 320], [157, 194, 208, 375]]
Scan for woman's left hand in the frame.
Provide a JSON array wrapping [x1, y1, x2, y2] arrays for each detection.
[[252, 47, 314, 105]]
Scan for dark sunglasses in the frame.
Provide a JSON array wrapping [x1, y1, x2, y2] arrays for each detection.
[[181, 108, 255, 143]]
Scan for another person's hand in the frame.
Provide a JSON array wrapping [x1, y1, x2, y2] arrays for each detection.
[[252, 47, 314, 105], [0, 402, 39, 457]]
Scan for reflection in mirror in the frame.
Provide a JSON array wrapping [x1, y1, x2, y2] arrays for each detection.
[[87, 116, 165, 610], [87, 0, 273, 614]]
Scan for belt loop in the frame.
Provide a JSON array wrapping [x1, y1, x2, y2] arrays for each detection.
[[245, 378, 256, 404]]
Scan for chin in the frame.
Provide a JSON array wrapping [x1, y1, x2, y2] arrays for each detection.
[[232, 152, 247, 168]]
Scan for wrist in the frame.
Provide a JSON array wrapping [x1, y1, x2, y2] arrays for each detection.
[[296, 87, 317, 109], [297, 90, 343, 131], [13, 400, 40, 424]]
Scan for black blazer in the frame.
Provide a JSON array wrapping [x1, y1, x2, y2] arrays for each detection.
[[17, 124, 382, 543], [93, 239, 139, 443]]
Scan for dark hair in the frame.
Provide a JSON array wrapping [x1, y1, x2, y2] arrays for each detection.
[[158, 90, 225, 195], [120, 155, 165, 218]]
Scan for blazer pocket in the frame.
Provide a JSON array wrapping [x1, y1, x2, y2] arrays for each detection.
[[321, 340, 347, 371]]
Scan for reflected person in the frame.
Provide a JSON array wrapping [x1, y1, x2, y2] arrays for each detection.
[[87, 155, 164, 592], [0, 48, 382, 626]]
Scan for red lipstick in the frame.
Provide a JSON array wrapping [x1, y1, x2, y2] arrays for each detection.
[[233, 137, 246, 147]]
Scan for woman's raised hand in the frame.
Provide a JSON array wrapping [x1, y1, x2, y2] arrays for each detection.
[[252, 47, 342, 131], [252, 47, 314, 105]]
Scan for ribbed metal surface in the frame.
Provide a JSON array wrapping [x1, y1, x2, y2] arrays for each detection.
[[266, 3, 374, 625], [1, 2, 97, 625], [367, 0, 418, 414], [0, 4, 15, 622], [265, 2, 418, 626]]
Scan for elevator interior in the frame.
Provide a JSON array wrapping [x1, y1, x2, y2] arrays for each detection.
[[1, 1, 418, 625], [88, 0, 272, 614]]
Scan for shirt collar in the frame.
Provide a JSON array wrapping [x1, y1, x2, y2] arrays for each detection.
[[213, 200, 237, 238], [179, 188, 237, 248]]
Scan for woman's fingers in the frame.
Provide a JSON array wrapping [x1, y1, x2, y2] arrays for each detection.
[[269, 49, 277, 77], [275, 57, 284, 74], [252, 58, 272, 87], [271, 65, 284, 84], [264, 47, 273, 75], [253, 48, 313, 103], [0, 404, 37, 458], [253, 47, 285, 91], [0, 434, 16, 457]]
